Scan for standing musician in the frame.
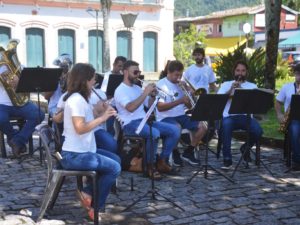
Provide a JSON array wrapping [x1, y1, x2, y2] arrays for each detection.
[[156, 60, 207, 167], [275, 64, 300, 170], [183, 47, 218, 93], [114, 60, 181, 179], [59, 63, 120, 220], [0, 39, 45, 157], [217, 60, 263, 168]]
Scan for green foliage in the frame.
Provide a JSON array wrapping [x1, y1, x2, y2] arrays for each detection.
[[173, 24, 206, 68], [214, 45, 265, 87], [174, 0, 261, 17], [275, 52, 293, 81]]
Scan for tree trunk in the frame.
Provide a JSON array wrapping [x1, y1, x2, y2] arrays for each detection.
[[101, 0, 111, 72], [264, 0, 281, 90]]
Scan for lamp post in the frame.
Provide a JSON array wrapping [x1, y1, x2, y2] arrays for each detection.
[[121, 13, 138, 59], [87, 7, 100, 72], [243, 23, 251, 49]]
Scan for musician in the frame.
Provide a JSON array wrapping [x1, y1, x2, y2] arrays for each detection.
[[183, 47, 218, 93], [59, 63, 120, 220], [156, 60, 207, 166], [0, 39, 45, 157], [217, 60, 263, 168], [275, 64, 300, 170], [114, 60, 181, 179], [44, 53, 72, 116]]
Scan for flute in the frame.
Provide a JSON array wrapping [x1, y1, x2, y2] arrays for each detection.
[[92, 88, 124, 125]]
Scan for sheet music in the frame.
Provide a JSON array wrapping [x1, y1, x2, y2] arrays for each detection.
[[135, 96, 160, 135]]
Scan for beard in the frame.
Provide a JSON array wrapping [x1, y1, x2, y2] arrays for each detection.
[[195, 58, 204, 65], [234, 75, 246, 82]]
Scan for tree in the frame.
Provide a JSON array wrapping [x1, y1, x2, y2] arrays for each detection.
[[174, 24, 205, 68], [101, 0, 112, 72], [264, 0, 282, 90]]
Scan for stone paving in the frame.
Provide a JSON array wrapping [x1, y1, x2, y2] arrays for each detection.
[[1, 135, 300, 225]]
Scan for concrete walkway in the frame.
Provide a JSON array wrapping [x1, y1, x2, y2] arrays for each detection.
[[0, 136, 300, 225]]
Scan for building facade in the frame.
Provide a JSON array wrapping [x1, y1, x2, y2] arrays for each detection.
[[0, 0, 174, 75]]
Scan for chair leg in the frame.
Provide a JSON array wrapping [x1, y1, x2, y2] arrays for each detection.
[[0, 132, 7, 158], [92, 174, 99, 225], [37, 172, 64, 221], [255, 140, 260, 166], [48, 176, 65, 210]]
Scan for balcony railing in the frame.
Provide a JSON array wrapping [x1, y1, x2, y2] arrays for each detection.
[[88, 0, 163, 4]]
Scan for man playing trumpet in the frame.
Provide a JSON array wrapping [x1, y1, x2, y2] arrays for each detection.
[[156, 60, 207, 166], [114, 60, 181, 179]]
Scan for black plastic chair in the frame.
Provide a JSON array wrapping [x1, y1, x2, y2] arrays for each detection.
[[36, 124, 100, 224], [0, 117, 33, 158]]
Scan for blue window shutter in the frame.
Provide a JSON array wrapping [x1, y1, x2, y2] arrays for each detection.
[[58, 29, 75, 63], [117, 31, 131, 59], [26, 28, 45, 67], [143, 32, 157, 72], [0, 26, 11, 47], [88, 30, 103, 72]]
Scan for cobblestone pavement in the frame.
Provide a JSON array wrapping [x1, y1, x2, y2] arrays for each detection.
[[1, 136, 300, 225]]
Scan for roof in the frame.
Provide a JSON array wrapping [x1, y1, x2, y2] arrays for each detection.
[[278, 31, 300, 48]]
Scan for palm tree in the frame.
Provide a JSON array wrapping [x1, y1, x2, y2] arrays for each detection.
[[264, 0, 282, 90], [100, 0, 112, 72]]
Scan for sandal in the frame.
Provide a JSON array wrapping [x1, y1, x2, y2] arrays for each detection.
[[76, 190, 92, 209]]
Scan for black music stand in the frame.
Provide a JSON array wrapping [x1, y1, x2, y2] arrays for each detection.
[[16, 67, 62, 161], [228, 88, 274, 178], [94, 73, 104, 89], [285, 95, 300, 172], [186, 94, 235, 184]]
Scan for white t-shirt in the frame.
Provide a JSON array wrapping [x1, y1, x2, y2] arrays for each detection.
[[57, 89, 106, 130], [183, 64, 216, 93], [114, 82, 148, 126], [155, 77, 186, 121], [276, 82, 297, 112], [218, 80, 257, 117], [48, 84, 63, 115], [0, 65, 13, 106], [62, 93, 96, 153]]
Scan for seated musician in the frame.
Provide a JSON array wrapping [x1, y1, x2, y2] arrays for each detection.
[[275, 64, 300, 170], [0, 39, 45, 157], [59, 63, 120, 220], [156, 60, 207, 166], [114, 60, 181, 179], [217, 60, 263, 168], [53, 83, 118, 155]]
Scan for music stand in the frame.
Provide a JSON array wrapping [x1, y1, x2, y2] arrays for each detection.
[[186, 94, 235, 184], [228, 88, 274, 178], [106, 74, 123, 98], [16, 67, 62, 161], [94, 73, 104, 89]]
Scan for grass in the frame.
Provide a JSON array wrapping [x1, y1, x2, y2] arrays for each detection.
[[259, 75, 294, 140]]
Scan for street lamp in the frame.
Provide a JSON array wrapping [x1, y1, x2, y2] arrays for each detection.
[[243, 23, 251, 49], [87, 7, 100, 72], [120, 13, 138, 59]]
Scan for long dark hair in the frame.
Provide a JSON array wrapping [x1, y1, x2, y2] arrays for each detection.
[[63, 63, 95, 102]]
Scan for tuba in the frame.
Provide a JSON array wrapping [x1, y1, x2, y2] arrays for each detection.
[[0, 39, 29, 106]]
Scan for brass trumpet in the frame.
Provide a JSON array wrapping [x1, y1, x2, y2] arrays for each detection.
[[183, 76, 207, 95]]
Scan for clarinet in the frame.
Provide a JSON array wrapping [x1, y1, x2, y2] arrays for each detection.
[[92, 88, 124, 125]]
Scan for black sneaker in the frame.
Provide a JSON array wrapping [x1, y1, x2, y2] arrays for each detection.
[[181, 150, 200, 166], [221, 159, 233, 169], [172, 149, 183, 167], [240, 144, 252, 162]]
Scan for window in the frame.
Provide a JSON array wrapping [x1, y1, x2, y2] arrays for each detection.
[[143, 31, 157, 72], [88, 30, 103, 72], [26, 28, 45, 67], [117, 31, 132, 60], [218, 24, 222, 33], [0, 26, 11, 47], [58, 29, 75, 64]]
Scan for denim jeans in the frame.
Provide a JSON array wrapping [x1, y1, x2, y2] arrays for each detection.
[[60, 149, 121, 209], [0, 102, 45, 147], [106, 116, 115, 137], [94, 129, 118, 154], [123, 119, 180, 163], [221, 115, 263, 160], [289, 120, 300, 163]]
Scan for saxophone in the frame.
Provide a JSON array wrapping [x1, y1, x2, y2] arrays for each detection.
[[0, 39, 29, 106], [279, 88, 300, 134]]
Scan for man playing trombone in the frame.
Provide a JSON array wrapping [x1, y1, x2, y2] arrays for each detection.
[[156, 60, 207, 166], [114, 60, 181, 179]]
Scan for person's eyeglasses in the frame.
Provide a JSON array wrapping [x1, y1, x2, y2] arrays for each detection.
[[133, 70, 141, 75]]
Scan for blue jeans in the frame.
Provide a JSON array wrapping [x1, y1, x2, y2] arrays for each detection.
[[60, 149, 121, 209], [289, 120, 300, 163], [162, 115, 199, 131], [221, 115, 263, 160], [94, 129, 118, 154], [123, 119, 180, 163], [106, 116, 115, 137], [0, 102, 45, 147]]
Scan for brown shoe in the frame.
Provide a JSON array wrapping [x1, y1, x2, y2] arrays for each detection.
[[8, 140, 22, 158], [156, 158, 172, 173], [147, 164, 162, 180]]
